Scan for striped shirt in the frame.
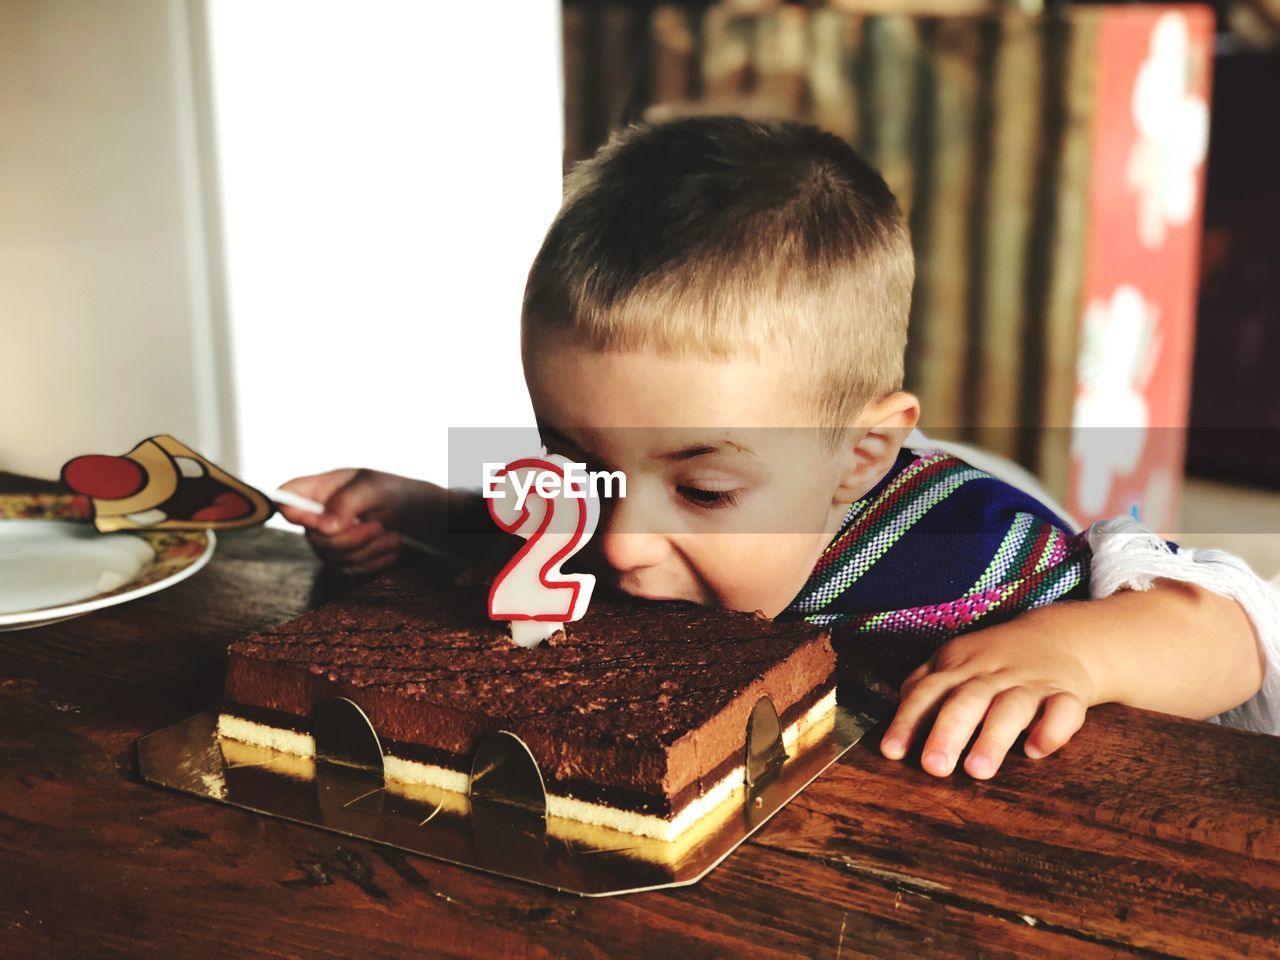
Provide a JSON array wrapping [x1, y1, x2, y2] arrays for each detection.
[[779, 447, 1096, 666]]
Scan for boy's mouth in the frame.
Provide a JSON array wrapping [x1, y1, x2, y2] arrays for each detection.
[[615, 581, 687, 603]]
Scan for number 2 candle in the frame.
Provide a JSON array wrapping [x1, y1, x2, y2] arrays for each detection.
[[485, 451, 601, 648]]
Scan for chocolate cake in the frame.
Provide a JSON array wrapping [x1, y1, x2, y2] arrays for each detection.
[[217, 566, 837, 844]]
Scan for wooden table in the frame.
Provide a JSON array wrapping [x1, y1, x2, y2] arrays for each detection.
[[2, 474, 1278, 958]]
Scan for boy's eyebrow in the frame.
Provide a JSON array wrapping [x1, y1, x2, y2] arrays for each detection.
[[654, 439, 758, 462], [539, 425, 757, 463], [538, 425, 586, 453]]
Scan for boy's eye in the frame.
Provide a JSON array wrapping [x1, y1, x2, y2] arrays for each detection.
[[677, 486, 741, 510]]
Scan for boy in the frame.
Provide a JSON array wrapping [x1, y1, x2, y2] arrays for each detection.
[[280, 116, 1271, 781]]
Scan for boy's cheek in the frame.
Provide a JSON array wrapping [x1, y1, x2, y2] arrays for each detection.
[[708, 534, 825, 616]]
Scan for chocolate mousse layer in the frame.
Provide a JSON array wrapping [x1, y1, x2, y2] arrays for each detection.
[[222, 566, 836, 817]]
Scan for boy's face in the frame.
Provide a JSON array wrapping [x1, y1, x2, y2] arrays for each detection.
[[524, 341, 872, 618]]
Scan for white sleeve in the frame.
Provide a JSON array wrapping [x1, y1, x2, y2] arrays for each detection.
[[1086, 515, 1280, 735]]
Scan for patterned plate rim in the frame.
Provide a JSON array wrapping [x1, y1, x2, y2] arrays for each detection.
[[0, 493, 216, 626]]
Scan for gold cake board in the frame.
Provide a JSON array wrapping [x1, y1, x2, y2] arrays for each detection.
[[136, 704, 876, 897]]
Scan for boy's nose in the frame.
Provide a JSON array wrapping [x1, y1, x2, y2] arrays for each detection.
[[600, 531, 669, 575], [596, 494, 670, 574]]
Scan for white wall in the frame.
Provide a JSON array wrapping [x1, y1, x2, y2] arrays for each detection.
[[0, 0, 562, 503], [204, 0, 564, 499], [0, 0, 227, 479]]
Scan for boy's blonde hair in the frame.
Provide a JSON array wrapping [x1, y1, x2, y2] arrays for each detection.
[[521, 116, 914, 450]]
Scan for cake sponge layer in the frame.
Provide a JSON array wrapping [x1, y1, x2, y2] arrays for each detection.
[[216, 689, 836, 842]]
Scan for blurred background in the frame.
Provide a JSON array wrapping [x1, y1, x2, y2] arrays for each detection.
[[1, 0, 1277, 566]]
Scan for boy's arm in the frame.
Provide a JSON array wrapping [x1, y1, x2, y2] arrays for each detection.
[[278, 471, 519, 572], [879, 580, 1265, 780], [1070, 579, 1263, 714]]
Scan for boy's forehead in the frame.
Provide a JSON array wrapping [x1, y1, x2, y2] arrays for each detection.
[[538, 422, 770, 465], [525, 341, 812, 432], [526, 350, 842, 472]]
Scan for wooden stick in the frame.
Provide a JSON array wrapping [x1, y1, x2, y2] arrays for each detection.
[[268, 488, 441, 557]]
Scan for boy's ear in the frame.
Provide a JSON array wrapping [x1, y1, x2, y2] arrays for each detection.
[[832, 391, 921, 502]]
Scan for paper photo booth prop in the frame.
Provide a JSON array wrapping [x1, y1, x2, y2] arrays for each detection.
[[62, 435, 274, 533]]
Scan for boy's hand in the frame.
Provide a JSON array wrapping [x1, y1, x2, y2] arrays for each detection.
[[277, 468, 417, 575], [877, 580, 1265, 780], [877, 611, 1097, 780]]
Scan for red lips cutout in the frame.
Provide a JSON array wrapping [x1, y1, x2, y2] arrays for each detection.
[[192, 491, 253, 522]]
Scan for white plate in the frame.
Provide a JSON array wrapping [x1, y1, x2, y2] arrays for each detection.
[[0, 493, 214, 631]]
